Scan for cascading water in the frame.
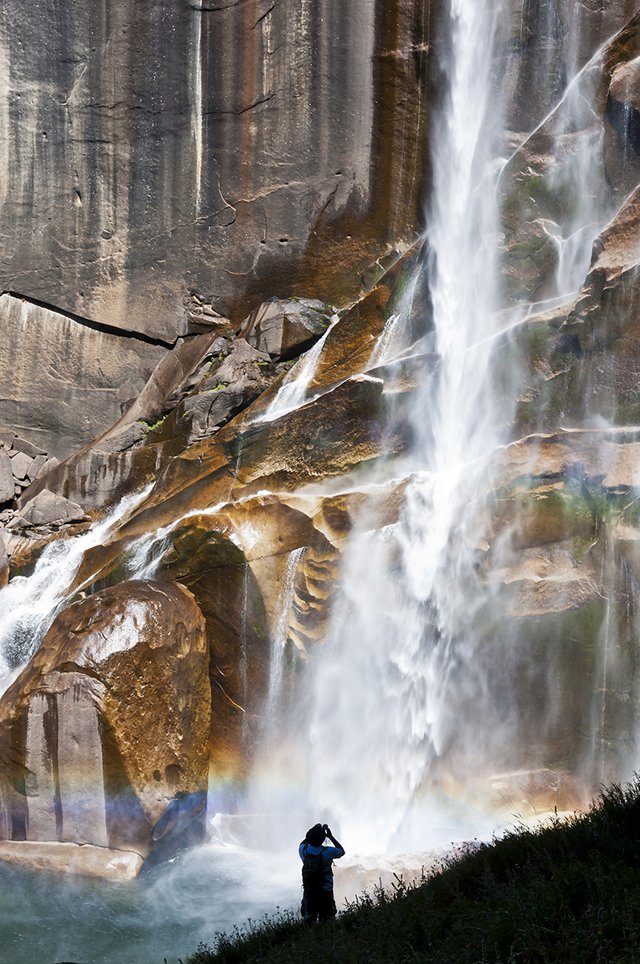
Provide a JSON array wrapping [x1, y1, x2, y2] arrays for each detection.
[[0, 485, 153, 692], [278, 0, 512, 855], [257, 312, 340, 423]]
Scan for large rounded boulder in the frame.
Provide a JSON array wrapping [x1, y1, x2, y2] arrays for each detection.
[[0, 579, 210, 866]]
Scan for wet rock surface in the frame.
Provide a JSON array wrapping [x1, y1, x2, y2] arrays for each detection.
[[0, 580, 210, 861]]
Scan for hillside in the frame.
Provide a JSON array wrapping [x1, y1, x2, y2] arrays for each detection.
[[187, 782, 640, 964]]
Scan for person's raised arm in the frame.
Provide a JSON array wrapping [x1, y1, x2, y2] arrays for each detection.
[[323, 824, 345, 856]]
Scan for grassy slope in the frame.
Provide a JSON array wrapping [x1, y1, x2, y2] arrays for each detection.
[[185, 781, 640, 963]]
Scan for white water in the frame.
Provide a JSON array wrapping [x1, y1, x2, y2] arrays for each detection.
[[262, 547, 305, 742], [257, 313, 340, 423], [0, 485, 153, 691], [255, 0, 512, 856]]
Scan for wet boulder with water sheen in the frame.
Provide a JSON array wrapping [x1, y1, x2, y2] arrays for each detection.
[[0, 579, 210, 869]]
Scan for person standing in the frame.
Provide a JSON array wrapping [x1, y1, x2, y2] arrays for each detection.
[[299, 822, 345, 923]]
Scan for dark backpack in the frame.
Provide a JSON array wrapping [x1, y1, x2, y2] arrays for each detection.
[[301, 846, 325, 899]]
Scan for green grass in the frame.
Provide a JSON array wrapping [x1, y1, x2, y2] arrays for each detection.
[[186, 780, 640, 963]]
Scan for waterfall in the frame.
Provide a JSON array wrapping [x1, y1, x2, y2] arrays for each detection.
[[245, 547, 306, 821], [257, 313, 340, 423], [297, 0, 508, 854], [0, 485, 153, 693], [262, 547, 305, 746]]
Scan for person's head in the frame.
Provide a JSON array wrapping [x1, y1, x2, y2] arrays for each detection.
[[305, 823, 325, 847]]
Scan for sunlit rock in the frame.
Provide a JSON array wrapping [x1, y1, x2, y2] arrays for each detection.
[[305, 241, 428, 394], [17, 490, 86, 528], [0, 580, 210, 866], [233, 375, 409, 491], [0, 840, 143, 880]]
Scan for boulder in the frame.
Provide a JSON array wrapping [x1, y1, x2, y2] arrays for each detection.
[[182, 385, 250, 443], [18, 490, 86, 527], [0, 840, 143, 880], [27, 454, 48, 481], [0, 580, 210, 865], [240, 298, 334, 362], [207, 338, 272, 387], [10, 437, 46, 459], [93, 332, 226, 455], [178, 338, 275, 442], [8, 451, 33, 482]]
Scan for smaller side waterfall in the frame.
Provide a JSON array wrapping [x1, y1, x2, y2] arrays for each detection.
[[0, 485, 153, 691], [257, 314, 340, 423], [245, 547, 306, 819], [262, 547, 306, 749]]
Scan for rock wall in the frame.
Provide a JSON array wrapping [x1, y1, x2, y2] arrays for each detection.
[[0, 0, 430, 341], [0, 581, 210, 864]]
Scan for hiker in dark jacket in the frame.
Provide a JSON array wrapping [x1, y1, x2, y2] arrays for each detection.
[[299, 822, 345, 923]]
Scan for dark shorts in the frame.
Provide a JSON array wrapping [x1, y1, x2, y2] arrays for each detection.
[[301, 889, 337, 922]]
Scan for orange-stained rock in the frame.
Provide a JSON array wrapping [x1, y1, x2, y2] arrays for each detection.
[[498, 542, 601, 617], [0, 580, 210, 865], [231, 375, 409, 492], [306, 240, 428, 393]]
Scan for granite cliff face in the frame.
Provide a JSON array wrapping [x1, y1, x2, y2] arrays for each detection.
[[1, 1, 640, 876], [0, 0, 429, 339]]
